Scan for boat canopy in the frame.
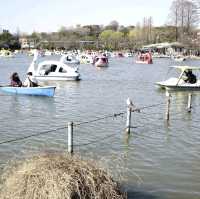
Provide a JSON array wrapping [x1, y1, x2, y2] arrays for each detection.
[[36, 60, 77, 75], [169, 65, 200, 72]]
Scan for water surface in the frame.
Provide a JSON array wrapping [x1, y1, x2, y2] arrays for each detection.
[[0, 54, 200, 199]]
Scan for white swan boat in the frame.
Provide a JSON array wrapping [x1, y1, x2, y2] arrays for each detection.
[[27, 50, 80, 81], [172, 55, 186, 62], [156, 66, 200, 91], [78, 54, 93, 64], [60, 54, 80, 65]]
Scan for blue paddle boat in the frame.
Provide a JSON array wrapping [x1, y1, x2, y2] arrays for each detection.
[[0, 86, 56, 97]]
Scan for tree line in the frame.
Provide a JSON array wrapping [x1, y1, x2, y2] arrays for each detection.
[[0, 0, 199, 50]]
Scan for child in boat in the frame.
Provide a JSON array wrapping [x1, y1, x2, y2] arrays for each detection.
[[23, 72, 39, 87], [10, 72, 22, 87]]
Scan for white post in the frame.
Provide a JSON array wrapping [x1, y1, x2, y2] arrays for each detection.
[[126, 98, 132, 134], [68, 122, 73, 154], [165, 91, 171, 121], [187, 93, 192, 112]]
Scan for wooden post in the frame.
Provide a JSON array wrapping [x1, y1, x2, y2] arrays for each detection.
[[68, 122, 73, 154], [165, 91, 171, 121], [126, 98, 132, 134], [187, 93, 192, 113]]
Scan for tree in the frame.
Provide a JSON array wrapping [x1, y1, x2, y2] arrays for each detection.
[[112, 31, 124, 49], [82, 25, 102, 38], [168, 0, 199, 42], [99, 30, 114, 49], [105, 20, 119, 31], [99, 30, 124, 49]]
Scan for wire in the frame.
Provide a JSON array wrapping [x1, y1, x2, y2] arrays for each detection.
[[74, 112, 125, 126], [138, 102, 165, 110], [0, 126, 66, 145], [0, 96, 200, 147]]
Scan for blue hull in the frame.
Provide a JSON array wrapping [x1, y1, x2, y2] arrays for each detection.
[[0, 86, 56, 97]]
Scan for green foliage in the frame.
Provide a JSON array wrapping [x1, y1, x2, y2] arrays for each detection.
[[1, 18, 199, 50], [0, 32, 13, 43], [0, 31, 20, 49], [99, 30, 124, 49]]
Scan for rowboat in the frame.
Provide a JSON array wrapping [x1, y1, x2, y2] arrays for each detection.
[[0, 86, 56, 97]]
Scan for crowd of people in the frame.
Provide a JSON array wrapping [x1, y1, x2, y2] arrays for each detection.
[[10, 72, 38, 87]]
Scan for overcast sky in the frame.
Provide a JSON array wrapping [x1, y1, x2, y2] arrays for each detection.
[[0, 0, 174, 33]]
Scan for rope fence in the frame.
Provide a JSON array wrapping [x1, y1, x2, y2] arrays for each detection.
[[0, 92, 199, 155]]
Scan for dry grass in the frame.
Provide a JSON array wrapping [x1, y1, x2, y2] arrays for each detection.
[[0, 153, 125, 199]]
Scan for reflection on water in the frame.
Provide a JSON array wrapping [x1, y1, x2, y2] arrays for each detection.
[[0, 55, 200, 198], [41, 80, 81, 90]]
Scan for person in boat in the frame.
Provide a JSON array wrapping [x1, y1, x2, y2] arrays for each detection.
[[184, 70, 197, 84], [23, 72, 39, 87], [146, 51, 153, 64], [10, 72, 22, 87], [138, 51, 144, 61], [45, 65, 57, 75]]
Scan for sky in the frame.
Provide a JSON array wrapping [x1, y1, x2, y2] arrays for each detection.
[[0, 0, 174, 34]]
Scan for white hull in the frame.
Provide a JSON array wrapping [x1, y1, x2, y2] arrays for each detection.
[[156, 78, 200, 91], [135, 60, 152, 64], [95, 62, 108, 67], [34, 75, 80, 81], [174, 58, 186, 62]]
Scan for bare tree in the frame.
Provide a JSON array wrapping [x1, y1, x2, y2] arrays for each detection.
[[169, 0, 199, 42]]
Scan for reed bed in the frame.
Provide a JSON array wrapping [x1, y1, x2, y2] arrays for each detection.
[[0, 153, 125, 199]]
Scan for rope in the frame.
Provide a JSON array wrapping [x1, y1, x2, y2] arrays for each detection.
[[74, 112, 125, 126], [138, 102, 165, 110], [0, 126, 66, 145], [0, 97, 199, 146]]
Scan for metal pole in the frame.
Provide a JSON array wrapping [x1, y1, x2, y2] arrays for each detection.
[[187, 93, 192, 113], [68, 122, 73, 154], [165, 91, 171, 121], [126, 98, 132, 134]]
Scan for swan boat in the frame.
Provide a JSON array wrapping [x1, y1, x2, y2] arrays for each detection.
[[156, 66, 200, 91], [0, 86, 56, 97], [172, 55, 186, 62], [135, 52, 153, 64], [93, 56, 108, 67], [60, 54, 80, 65], [27, 51, 80, 81]]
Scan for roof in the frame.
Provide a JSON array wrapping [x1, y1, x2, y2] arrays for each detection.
[[38, 60, 63, 66], [143, 42, 184, 49], [170, 65, 200, 71]]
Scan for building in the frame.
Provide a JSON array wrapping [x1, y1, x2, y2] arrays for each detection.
[[143, 42, 185, 54], [19, 37, 36, 49]]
